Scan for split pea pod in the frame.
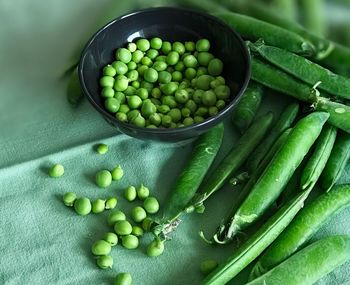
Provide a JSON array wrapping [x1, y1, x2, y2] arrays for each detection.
[[201, 187, 312, 285], [249, 184, 350, 279], [231, 83, 263, 133], [251, 58, 350, 133], [300, 124, 337, 190], [320, 131, 350, 191], [246, 102, 299, 172], [248, 42, 350, 100], [247, 235, 350, 285], [215, 112, 329, 243]]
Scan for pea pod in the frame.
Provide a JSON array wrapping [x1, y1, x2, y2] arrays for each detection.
[[247, 235, 350, 285], [246, 102, 299, 172], [251, 58, 350, 133], [214, 112, 329, 243], [250, 184, 350, 279], [231, 83, 263, 133], [248, 42, 350, 100], [201, 186, 312, 285], [300, 124, 337, 189], [320, 131, 350, 191]]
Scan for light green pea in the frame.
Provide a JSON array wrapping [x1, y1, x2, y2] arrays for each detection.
[[101, 87, 115, 98], [166, 51, 180, 65], [91, 240, 112, 256], [168, 108, 182, 123], [185, 41, 196, 51], [132, 226, 144, 237], [116, 48, 132, 63], [124, 186, 137, 202], [127, 42, 137, 52], [162, 115, 172, 127], [156, 55, 167, 62], [131, 206, 147, 223], [114, 220, 132, 235], [214, 85, 230, 100], [49, 163, 64, 178], [158, 71, 172, 84], [137, 184, 150, 200], [150, 37, 163, 49], [108, 210, 126, 226], [149, 113, 162, 126], [162, 96, 177, 108], [136, 38, 150, 51], [196, 75, 213, 91], [146, 49, 159, 60], [143, 197, 159, 214], [144, 68, 158, 83], [208, 58, 223, 76], [172, 71, 183, 82], [136, 88, 148, 100], [126, 70, 138, 82], [183, 117, 194, 126], [196, 38, 210, 52], [114, 77, 128, 92], [111, 165, 124, 181], [96, 255, 113, 269], [103, 232, 118, 246], [112, 61, 128, 75], [175, 89, 189, 104], [121, 234, 139, 249], [132, 50, 143, 63], [130, 113, 146, 127], [216, 99, 226, 110], [142, 217, 154, 232], [114, 273, 132, 285], [95, 170, 112, 188], [161, 82, 178, 96], [105, 197, 118, 210], [140, 81, 154, 92], [183, 54, 198, 68], [100, 76, 115, 88], [118, 104, 130, 114], [63, 192, 76, 207], [127, 110, 140, 122], [200, 259, 218, 275], [153, 61, 167, 72], [161, 41, 172, 55], [141, 56, 152, 67], [151, 87, 161, 99], [105, 98, 120, 113], [172, 42, 185, 54], [147, 239, 164, 257], [202, 90, 217, 106], [103, 65, 117, 77], [197, 52, 214, 66], [96, 143, 108, 154], [141, 101, 157, 118], [92, 199, 106, 214], [127, 95, 142, 109], [116, 112, 127, 123]]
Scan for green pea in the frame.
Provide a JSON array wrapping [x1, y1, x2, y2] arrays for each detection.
[[185, 99, 197, 114], [196, 75, 213, 90], [116, 112, 127, 122], [105, 197, 118, 209], [177, 123, 185, 128], [112, 61, 128, 75], [142, 217, 154, 232], [123, 86, 136, 97], [127, 42, 137, 52], [200, 259, 218, 275], [146, 49, 159, 60], [105, 98, 120, 113], [183, 55, 198, 68], [121, 234, 139, 249], [116, 48, 132, 63], [118, 104, 130, 114], [95, 170, 112, 188], [135, 88, 147, 100], [162, 96, 177, 108], [202, 90, 217, 106], [158, 71, 172, 84], [175, 89, 189, 104], [141, 56, 152, 67], [194, 116, 205, 123], [161, 82, 178, 96], [127, 95, 142, 109], [136, 38, 150, 51], [131, 206, 147, 223], [132, 226, 144, 237], [216, 99, 226, 110], [185, 41, 196, 51], [137, 65, 148, 77], [156, 55, 167, 62], [127, 110, 140, 122], [161, 41, 172, 55], [153, 61, 167, 72], [157, 105, 170, 114], [92, 199, 106, 213], [114, 77, 128, 92], [172, 71, 183, 82], [184, 68, 196, 80], [103, 65, 117, 77], [126, 70, 138, 81], [101, 87, 115, 98], [172, 41, 185, 54], [130, 113, 146, 127], [137, 184, 150, 200], [175, 61, 185, 72], [132, 50, 143, 63], [114, 273, 132, 285], [162, 115, 172, 127], [197, 52, 214, 66], [150, 98, 161, 106], [63, 192, 76, 207], [197, 67, 208, 77], [216, 76, 225, 85], [114, 92, 126, 103], [150, 37, 162, 49], [181, 107, 191, 118], [111, 165, 124, 181], [196, 39, 210, 52], [141, 101, 157, 118], [167, 51, 180, 65], [186, 87, 195, 98], [183, 117, 194, 126], [96, 255, 113, 269], [195, 106, 208, 116], [208, 106, 219, 116], [143, 197, 159, 214], [91, 240, 111, 256], [108, 210, 126, 226], [124, 185, 137, 202], [103, 232, 118, 246], [144, 68, 158, 83], [193, 90, 204, 104], [131, 80, 140, 89], [215, 85, 230, 100], [168, 108, 182, 123], [147, 239, 164, 257], [100, 76, 115, 88], [179, 81, 190, 90], [151, 87, 162, 99], [149, 113, 162, 126], [191, 78, 197, 88], [210, 79, 223, 89], [114, 220, 132, 235], [49, 163, 64, 178], [208, 58, 224, 76]]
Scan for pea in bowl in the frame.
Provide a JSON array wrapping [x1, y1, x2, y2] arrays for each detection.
[[79, 7, 250, 142]]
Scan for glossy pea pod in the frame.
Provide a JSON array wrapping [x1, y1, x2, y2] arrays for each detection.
[[251, 58, 350, 133], [320, 131, 350, 191], [247, 235, 350, 285], [246, 102, 299, 172], [300, 124, 337, 190], [187, 112, 274, 214], [250, 184, 350, 279], [201, 186, 312, 285], [248, 42, 350, 100], [215, 112, 329, 243], [231, 83, 263, 133]]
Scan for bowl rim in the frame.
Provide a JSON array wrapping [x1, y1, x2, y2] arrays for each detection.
[[78, 6, 251, 135]]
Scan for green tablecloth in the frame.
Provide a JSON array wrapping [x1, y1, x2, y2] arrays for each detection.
[[1, 1, 349, 284]]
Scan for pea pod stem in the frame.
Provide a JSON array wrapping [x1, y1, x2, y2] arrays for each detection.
[[250, 184, 350, 279], [247, 235, 350, 285], [201, 185, 313, 285]]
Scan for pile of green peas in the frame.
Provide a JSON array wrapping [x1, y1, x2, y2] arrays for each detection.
[[99, 37, 231, 128]]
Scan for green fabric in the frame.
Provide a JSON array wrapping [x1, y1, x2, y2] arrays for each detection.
[[0, 0, 349, 284]]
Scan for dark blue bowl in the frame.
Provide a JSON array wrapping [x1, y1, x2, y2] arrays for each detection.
[[79, 7, 250, 142]]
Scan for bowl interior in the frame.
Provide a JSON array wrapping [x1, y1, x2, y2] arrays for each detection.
[[79, 7, 250, 141]]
